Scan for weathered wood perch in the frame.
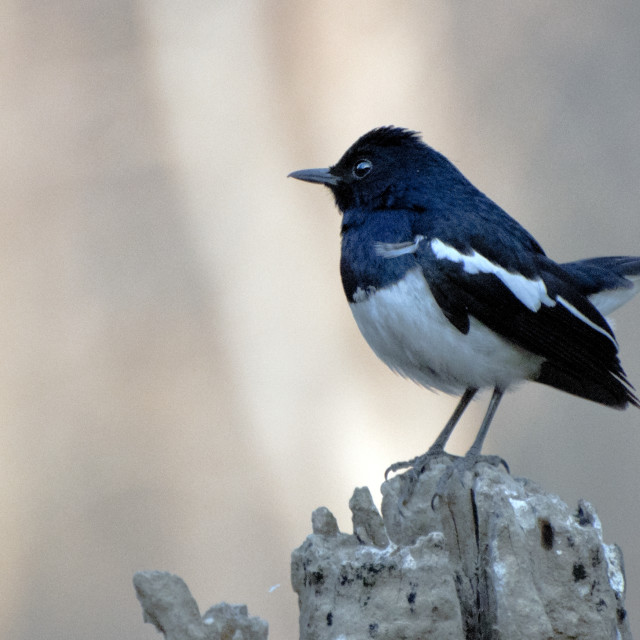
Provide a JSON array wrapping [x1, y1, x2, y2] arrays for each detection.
[[292, 457, 632, 639], [133, 571, 268, 640], [133, 456, 632, 639]]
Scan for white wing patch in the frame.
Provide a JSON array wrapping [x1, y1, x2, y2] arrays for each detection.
[[374, 235, 425, 258], [430, 238, 555, 312]]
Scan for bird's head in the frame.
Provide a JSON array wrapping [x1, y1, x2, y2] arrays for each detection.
[[289, 126, 449, 212]]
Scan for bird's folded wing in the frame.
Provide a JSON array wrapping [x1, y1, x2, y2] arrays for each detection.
[[414, 239, 637, 407]]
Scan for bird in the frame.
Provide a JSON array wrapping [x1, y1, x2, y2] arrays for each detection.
[[288, 126, 639, 477]]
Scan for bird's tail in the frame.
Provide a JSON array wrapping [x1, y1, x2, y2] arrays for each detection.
[[536, 256, 640, 409], [561, 256, 640, 316]]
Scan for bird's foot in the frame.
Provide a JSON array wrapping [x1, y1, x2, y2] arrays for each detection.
[[431, 453, 509, 509], [384, 447, 509, 509], [384, 446, 457, 480], [384, 446, 458, 508]]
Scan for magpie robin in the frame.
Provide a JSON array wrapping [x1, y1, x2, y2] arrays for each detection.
[[289, 127, 639, 475]]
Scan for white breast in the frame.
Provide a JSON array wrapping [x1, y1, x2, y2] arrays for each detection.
[[349, 267, 544, 395]]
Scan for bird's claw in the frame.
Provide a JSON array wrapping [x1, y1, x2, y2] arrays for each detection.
[[384, 447, 455, 481], [482, 454, 509, 473]]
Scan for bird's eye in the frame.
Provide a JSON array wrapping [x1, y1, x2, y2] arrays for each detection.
[[353, 159, 372, 179]]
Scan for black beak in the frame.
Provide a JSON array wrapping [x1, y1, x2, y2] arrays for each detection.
[[288, 167, 341, 186]]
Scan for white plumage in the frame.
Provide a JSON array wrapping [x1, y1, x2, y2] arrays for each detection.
[[350, 267, 544, 395]]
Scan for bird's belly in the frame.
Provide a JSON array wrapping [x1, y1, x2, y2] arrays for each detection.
[[349, 268, 544, 394]]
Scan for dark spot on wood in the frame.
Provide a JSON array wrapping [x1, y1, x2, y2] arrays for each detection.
[[368, 622, 379, 637], [539, 519, 554, 550], [363, 562, 384, 575], [575, 505, 592, 526], [309, 570, 325, 586], [572, 563, 587, 581], [326, 612, 333, 626]]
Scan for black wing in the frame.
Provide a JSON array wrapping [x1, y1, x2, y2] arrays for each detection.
[[415, 242, 638, 408]]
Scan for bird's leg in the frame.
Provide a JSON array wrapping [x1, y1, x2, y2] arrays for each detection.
[[463, 387, 503, 462], [385, 387, 478, 478], [432, 387, 506, 506], [426, 387, 478, 455]]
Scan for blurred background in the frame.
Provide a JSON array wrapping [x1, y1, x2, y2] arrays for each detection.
[[2, 2, 639, 638]]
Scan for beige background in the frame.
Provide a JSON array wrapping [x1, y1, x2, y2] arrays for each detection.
[[2, 2, 639, 638]]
